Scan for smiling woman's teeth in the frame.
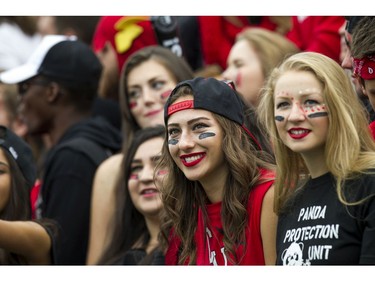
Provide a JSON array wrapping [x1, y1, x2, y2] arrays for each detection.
[[185, 155, 202, 163]]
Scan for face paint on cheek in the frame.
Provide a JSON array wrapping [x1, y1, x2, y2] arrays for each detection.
[[275, 115, 285, 122], [129, 173, 139, 180], [305, 104, 328, 119], [160, 90, 172, 100], [235, 72, 242, 88], [129, 101, 137, 109], [168, 139, 179, 145], [157, 169, 168, 176], [199, 132, 216, 139], [307, 112, 328, 118]]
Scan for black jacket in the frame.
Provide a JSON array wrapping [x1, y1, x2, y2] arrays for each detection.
[[36, 116, 122, 265]]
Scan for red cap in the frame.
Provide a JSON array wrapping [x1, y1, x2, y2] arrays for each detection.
[[92, 16, 158, 72]]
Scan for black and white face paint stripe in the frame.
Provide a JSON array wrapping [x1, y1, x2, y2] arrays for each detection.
[[199, 132, 216, 139], [168, 132, 216, 145], [168, 139, 179, 145], [275, 116, 285, 122], [307, 112, 328, 118]]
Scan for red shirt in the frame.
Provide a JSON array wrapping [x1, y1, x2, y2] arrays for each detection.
[[30, 179, 41, 219], [369, 121, 375, 140], [198, 16, 282, 70], [165, 175, 274, 265], [287, 16, 345, 63]]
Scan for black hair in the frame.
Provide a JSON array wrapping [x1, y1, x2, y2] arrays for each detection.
[[345, 16, 365, 34]]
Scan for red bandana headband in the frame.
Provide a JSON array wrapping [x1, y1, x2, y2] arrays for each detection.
[[353, 56, 375, 80]]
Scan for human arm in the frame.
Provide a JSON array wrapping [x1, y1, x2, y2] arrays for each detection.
[[86, 154, 123, 265], [260, 184, 278, 265], [0, 220, 51, 264]]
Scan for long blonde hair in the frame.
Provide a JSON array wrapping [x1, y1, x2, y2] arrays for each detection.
[[236, 27, 299, 79], [257, 52, 375, 213]]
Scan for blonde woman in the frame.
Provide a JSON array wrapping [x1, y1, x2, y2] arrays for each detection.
[[222, 27, 299, 107], [258, 52, 375, 265]]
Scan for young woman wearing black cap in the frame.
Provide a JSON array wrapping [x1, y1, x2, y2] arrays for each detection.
[[158, 77, 277, 265], [0, 125, 54, 264]]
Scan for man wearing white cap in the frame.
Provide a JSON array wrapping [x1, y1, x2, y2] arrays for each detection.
[[0, 35, 122, 265]]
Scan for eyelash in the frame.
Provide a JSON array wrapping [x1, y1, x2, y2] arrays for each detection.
[[276, 99, 320, 109], [305, 99, 319, 106], [128, 80, 166, 101], [130, 165, 142, 174], [168, 128, 179, 137], [151, 80, 165, 90], [128, 90, 140, 100], [276, 101, 289, 109], [193, 122, 208, 130]]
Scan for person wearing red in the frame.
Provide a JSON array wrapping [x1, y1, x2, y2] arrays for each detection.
[[92, 16, 158, 101], [287, 16, 345, 63], [158, 77, 277, 265], [351, 17, 375, 139], [197, 16, 292, 71]]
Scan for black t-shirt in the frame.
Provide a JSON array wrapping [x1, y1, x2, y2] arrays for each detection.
[[276, 172, 375, 265], [121, 249, 165, 265]]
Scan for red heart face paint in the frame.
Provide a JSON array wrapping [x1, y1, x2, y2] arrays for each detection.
[[129, 101, 137, 109], [157, 169, 168, 176], [235, 72, 242, 88], [129, 173, 139, 180]]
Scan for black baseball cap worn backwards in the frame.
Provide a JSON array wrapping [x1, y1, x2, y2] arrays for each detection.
[[0, 34, 102, 86], [164, 77, 261, 149], [0, 126, 36, 188]]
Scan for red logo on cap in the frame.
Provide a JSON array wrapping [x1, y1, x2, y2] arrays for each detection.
[[167, 100, 194, 116]]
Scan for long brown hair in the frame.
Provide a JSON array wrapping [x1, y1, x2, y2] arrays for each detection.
[[158, 85, 275, 264], [119, 45, 194, 150], [97, 125, 165, 265]]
